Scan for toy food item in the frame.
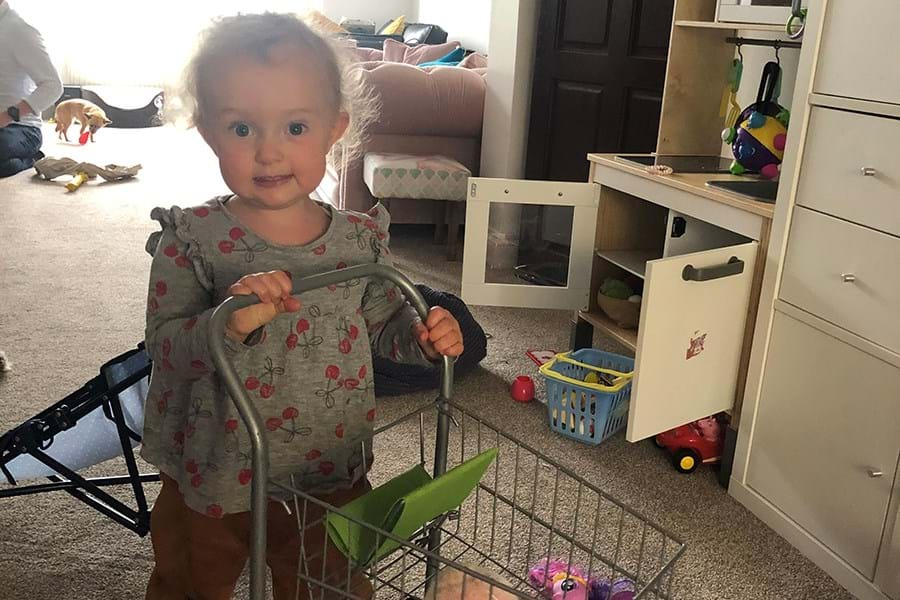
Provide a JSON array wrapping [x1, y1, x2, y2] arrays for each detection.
[[596, 279, 640, 329], [79, 131, 90, 145], [510, 375, 535, 403], [65, 171, 89, 192], [599, 278, 632, 300]]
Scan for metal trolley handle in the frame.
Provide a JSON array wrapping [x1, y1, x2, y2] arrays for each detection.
[[207, 263, 454, 599]]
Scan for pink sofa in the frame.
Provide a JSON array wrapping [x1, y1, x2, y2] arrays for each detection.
[[332, 46, 487, 224]]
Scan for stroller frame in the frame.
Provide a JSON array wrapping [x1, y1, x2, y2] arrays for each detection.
[[209, 264, 686, 600], [0, 344, 159, 536]]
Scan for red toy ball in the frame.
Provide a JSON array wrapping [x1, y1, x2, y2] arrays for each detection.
[[79, 131, 89, 145], [510, 375, 535, 403]]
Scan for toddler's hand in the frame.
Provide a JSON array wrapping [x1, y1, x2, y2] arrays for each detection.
[[413, 307, 464, 360], [226, 271, 300, 341]]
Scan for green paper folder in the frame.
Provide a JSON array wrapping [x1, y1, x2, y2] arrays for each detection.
[[326, 448, 498, 566]]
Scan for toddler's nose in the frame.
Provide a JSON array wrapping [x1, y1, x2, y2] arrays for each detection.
[[255, 135, 283, 164]]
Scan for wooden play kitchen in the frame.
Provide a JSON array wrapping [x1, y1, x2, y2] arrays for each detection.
[[463, 0, 785, 463], [463, 1, 900, 598]]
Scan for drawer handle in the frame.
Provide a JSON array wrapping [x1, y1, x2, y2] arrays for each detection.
[[867, 469, 884, 478], [682, 257, 744, 282], [841, 273, 857, 283], [860, 167, 878, 177]]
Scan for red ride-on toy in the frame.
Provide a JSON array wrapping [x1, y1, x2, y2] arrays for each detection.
[[654, 414, 725, 474]]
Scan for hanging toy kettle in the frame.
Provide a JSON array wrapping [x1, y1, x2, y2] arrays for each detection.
[[722, 60, 791, 179]]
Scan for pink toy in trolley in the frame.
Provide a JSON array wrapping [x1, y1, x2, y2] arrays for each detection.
[[529, 560, 635, 600]]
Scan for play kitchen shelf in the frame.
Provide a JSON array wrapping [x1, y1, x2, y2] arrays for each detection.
[[674, 19, 787, 32]]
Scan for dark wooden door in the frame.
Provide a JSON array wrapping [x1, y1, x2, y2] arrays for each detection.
[[525, 0, 675, 182]]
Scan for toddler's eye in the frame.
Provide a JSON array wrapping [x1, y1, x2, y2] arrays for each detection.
[[288, 122, 306, 136], [231, 122, 251, 137]]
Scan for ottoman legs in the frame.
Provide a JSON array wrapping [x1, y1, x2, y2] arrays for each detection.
[[446, 201, 464, 261]]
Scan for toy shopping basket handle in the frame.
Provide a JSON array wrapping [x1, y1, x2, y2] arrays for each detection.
[[207, 263, 454, 600]]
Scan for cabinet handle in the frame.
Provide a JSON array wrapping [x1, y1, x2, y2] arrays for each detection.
[[867, 469, 883, 478], [682, 257, 744, 282], [841, 273, 857, 283], [861, 167, 878, 177]]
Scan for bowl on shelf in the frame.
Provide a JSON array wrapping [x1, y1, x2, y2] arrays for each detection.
[[596, 292, 641, 329]]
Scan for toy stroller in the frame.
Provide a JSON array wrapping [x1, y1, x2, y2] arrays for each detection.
[[0, 344, 157, 535]]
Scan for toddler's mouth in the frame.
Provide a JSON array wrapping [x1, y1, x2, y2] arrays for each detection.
[[253, 175, 292, 188]]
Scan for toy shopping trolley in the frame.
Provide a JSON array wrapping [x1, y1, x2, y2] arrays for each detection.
[[209, 264, 685, 600]]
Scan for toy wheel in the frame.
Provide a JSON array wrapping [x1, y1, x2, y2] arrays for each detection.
[[672, 448, 701, 474]]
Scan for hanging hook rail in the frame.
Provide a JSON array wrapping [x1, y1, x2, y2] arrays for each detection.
[[725, 36, 801, 50]]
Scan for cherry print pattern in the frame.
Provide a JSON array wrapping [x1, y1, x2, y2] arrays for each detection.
[[145, 203, 399, 514], [217, 227, 268, 262], [243, 357, 284, 399]]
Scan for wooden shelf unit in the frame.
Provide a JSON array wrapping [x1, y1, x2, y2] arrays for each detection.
[[581, 310, 639, 352], [595, 249, 660, 279], [658, 3, 802, 158], [674, 19, 788, 33]]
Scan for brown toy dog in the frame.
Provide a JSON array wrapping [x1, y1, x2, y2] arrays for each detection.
[[53, 99, 112, 143]]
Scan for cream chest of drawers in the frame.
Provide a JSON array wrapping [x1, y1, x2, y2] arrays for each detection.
[[730, 2, 900, 599]]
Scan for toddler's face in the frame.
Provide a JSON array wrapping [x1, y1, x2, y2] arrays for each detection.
[[199, 42, 348, 210]]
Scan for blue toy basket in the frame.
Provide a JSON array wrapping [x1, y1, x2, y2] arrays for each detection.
[[539, 349, 635, 445]]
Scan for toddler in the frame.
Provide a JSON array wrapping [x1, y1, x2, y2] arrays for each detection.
[[142, 13, 463, 600]]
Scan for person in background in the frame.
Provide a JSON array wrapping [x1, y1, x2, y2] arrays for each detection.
[[0, 0, 62, 178]]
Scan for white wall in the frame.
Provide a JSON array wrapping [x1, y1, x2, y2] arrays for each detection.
[[477, 0, 539, 268], [321, 0, 416, 28], [416, 0, 492, 52], [479, 0, 539, 178]]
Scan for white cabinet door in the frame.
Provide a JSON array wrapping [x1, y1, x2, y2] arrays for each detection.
[[814, 0, 900, 105], [780, 207, 900, 355], [626, 242, 758, 441], [461, 178, 600, 310], [748, 312, 900, 578], [796, 108, 900, 238]]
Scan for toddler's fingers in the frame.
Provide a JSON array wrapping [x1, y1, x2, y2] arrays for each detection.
[[237, 276, 272, 303], [271, 271, 300, 312], [283, 297, 302, 312], [424, 307, 451, 329], [427, 320, 457, 343], [228, 282, 253, 297], [433, 329, 463, 353], [412, 320, 429, 341], [259, 272, 287, 304], [273, 270, 294, 299], [435, 340, 464, 357]]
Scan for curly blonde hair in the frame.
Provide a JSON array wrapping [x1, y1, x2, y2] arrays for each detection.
[[168, 12, 378, 171]]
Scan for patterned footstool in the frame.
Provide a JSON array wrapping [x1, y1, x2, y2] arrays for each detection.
[[363, 153, 470, 259]]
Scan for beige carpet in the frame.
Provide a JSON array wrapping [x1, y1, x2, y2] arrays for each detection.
[[0, 125, 852, 599]]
